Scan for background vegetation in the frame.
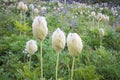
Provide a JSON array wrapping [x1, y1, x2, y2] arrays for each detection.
[[0, 0, 120, 80]]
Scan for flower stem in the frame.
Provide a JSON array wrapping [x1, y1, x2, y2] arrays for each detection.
[[98, 20, 100, 28], [29, 55, 32, 70], [93, 18, 94, 28], [24, 54, 26, 63], [40, 42, 43, 79], [71, 57, 75, 80], [56, 53, 60, 80], [100, 37, 103, 48], [31, 10, 33, 20], [23, 11, 25, 24], [20, 11, 22, 36], [23, 11, 26, 36], [20, 11, 22, 24], [64, 0, 66, 4]]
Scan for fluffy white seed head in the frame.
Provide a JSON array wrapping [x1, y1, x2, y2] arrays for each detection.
[[80, 11, 83, 15], [32, 16, 48, 41], [58, 1, 62, 7], [102, 14, 106, 20], [105, 15, 109, 21], [41, 6, 47, 12], [91, 11, 96, 16], [34, 8, 39, 16], [23, 4, 28, 12], [52, 28, 66, 53], [99, 28, 104, 38], [26, 40, 38, 55], [18, 1, 24, 10], [29, 4, 34, 10], [67, 33, 83, 57], [97, 13, 103, 21]]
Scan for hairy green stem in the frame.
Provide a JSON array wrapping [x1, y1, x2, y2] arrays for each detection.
[[40, 42, 43, 79], [20, 11, 22, 36], [31, 10, 33, 20], [91, 18, 95, 30], [23, 11, 26, 24], [23, 11, 26, 36], [20, 11, 22, 24], [93, 18, 94, 28], [64, 0, 66, 4], [100, 36, 103, 47], [67, 64, 71, 78], [24, 54, 26, 63], [29, 55, 32, 70], [56, 53, 60, 80], [71, 57, 75, 80], [98, 20, 100, 28]]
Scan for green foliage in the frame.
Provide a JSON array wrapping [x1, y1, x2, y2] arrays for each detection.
[[0, 13, 15, 36], [84, 27, 100, 49], [0, 1, 120, 80], [17, 64, 40, 80], [0, 53, 23, 80], [0, 36, 10, 53], [103, 28, 120, 51], [14, 21, 31, 33], [46, 13, 63, 33], [0, 34, 30, 53], [94, 48, 120, 79], [74, 65, 102, 80]]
